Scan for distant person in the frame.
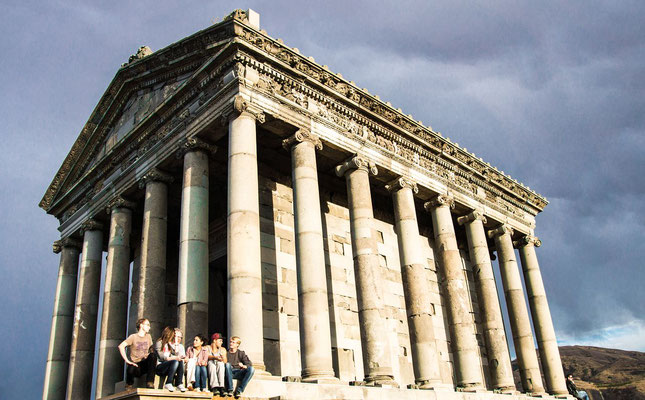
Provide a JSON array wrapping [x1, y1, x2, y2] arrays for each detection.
[[566, 374, 590, 400], [207, 332, 228, 396], [185, 334, 210, 392], [154, 326, 187, 392], [225, 336, 254, 398], [118, 318, 155, 390]]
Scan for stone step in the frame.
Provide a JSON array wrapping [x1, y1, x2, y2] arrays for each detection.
[[103, 377, 576, 400]]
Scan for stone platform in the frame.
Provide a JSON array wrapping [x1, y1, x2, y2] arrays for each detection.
[[100, 377, 574, 400]]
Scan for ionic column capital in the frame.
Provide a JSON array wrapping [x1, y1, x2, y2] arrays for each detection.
[[335, 155, 378, 177], [385, 176, 418, 194], [423, 194, 455, 211], [138, 168, 174, 189], [457, 210, 487, 226], [222, 95, 266, 124], [53, 237, 82, 254], [487, 224, 514, 239], [514, 235, 542, 248], [175, 137, 217, 159], [282, 129, 323, 151], [80, 219, 104, 234], [105, 196, 136, 214]]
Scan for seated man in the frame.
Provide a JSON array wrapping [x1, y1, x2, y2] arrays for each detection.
[[566, 374, 590, 400], [118, 318, 155, 390], [225, 336, 255, 398]]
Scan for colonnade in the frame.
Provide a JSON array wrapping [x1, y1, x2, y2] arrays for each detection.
[[43, 105, 566, 399]]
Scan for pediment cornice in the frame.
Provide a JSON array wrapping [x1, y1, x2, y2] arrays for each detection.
[[40, 16, 247, 212]]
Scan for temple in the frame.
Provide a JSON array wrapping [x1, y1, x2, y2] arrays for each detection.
[[41, 9, 571, 400]]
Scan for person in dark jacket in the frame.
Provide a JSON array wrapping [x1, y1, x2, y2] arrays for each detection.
[[566, 374, 590, 400], [224, 336, 255, 398]]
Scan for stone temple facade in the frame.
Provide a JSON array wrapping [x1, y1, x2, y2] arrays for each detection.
[[41, 9, 572, 400]]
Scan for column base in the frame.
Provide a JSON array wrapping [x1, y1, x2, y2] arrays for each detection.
[[493, 386, 519, 394], [415, 379, 445, 390], [303, 376, 340, 384], [364, 375, 399, 388]]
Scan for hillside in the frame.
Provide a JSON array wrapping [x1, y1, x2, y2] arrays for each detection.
[[512, 346, 645, 399]]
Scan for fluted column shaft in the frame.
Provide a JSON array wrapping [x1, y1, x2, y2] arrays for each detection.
[[388, 178, 441, 387], [336, 156, 394, 386], [43, 239, 80, 400], [228, 101, 265, 371], [490, 226, 544, 394], [284, 130, 335, 381], [424, 195, 483, 389], [96, 198, 134, 397], [137, 170, 172, 336], [458, 212, 514, 391], [178, 141, 212, 342], [517, 236, 567, 395], [66, 220, 103, 400]]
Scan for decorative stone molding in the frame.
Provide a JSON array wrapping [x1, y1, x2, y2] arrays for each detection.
[[105, 196, 136, 213], [514, 235, 542, 248], [457, 210, 487, 226], [175, 137, 218, 159], [487, 224, 514, 239], [52, 237, 82, 254], [138, 168, 174, 189], [80, 219, 104, 234], [424, 194, 455, 211], [335, 155, 378, 177], [385, 177, 418, 194], [122, 46, 153, 67], [282, 129, 323, 151]]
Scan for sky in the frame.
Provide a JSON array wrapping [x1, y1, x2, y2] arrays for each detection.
[[1, 1, 644, 398]]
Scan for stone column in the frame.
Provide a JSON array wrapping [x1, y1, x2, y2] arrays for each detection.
[[335, 155, 395, 386], [489, 225, 544, 394], [424, 195, 483, 390], [136, 168, 173, 336], [227, 96, 266, 372], [516, 235, 568, 395], [283, 129, 336, 382], [43, 238, 81, 400], [96, 197, 135, 397], [457, 211, 514, 392], [387, 177, 442, 388], [177, 138, 215, 342], [66, 219, 103, 400]]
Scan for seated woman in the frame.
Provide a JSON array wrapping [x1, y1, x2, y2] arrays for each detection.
[[186, 334, 210, 392], [154, 326, 187, 392], [207, 332, 227, 396]]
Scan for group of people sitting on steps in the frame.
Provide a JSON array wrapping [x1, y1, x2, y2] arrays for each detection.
[[118, 317, 255, 398]]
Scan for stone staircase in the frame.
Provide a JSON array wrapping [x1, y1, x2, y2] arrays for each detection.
[[101, 376, 576, 400]]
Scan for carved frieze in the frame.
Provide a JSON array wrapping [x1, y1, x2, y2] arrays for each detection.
[[232, 25, 547, 213]]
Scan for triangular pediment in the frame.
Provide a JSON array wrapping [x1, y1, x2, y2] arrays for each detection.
[[39, 14, 250, 213]]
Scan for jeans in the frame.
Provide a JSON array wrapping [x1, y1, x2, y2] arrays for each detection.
[[225, 363, 255, 393], [194, 365, 208, 390], [126, 354, 156, 385], [155, 360, 184, 386], [577, 390, 590, 400]]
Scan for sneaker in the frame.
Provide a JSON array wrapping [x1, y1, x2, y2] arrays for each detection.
[[226, 391, 234, 397], [234, 390, 242, 399], [164, 383, 175, 392], [195, 387, 201, 392], [177, 384, 187, 392]]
